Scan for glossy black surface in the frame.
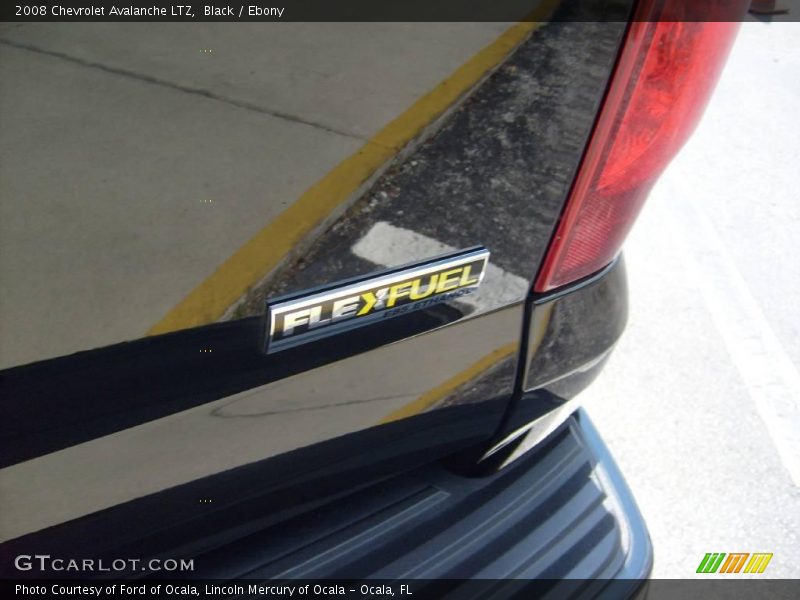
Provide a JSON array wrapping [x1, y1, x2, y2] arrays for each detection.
[[0, 304, 470, 468], [485, 258, 629, 456], [0, 401, 508, 571], [526, 257, 629, 393], [1, 411, 652, 592], [235, 18, 630, 314], [0, 8, 631, 559]]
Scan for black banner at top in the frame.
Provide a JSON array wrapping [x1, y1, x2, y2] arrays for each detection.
[[1, 0, 788, 23]]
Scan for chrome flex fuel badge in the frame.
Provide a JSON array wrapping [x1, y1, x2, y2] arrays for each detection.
[[264, 247, 489, 353]]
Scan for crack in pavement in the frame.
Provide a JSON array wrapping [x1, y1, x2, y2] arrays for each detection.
[[0, 37, 366, 142]]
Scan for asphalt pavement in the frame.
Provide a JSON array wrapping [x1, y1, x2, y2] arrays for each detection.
[[0, 22, 509, 369], [1, 14, 798, 581], [581, 19, 800, 578]]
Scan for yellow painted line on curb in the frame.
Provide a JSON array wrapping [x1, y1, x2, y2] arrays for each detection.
[[148, 11, 555, 336], [379, 342, 518, 425]]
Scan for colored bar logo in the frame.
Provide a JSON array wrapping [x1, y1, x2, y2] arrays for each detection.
[[696, 553, 773, 574]]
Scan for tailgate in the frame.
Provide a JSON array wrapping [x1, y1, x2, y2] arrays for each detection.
[[0, 4, 630, 561]]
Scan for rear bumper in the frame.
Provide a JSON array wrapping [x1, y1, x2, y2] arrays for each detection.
[[2, 253, 651, 597], [1, 412, 651, 599], [175, 409, 652, 597]]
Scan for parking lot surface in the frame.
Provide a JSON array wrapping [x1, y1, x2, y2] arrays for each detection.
[[582, 20, 800, 578], [0, 22, 508, 368]]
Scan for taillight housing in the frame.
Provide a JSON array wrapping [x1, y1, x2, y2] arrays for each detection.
[[534, 0, 747, 292]]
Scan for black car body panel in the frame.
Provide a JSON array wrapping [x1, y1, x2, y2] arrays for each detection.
[[0, 1, 653, 591]]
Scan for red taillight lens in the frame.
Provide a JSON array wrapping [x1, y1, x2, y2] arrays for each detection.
[[534, 0, 747, 293]]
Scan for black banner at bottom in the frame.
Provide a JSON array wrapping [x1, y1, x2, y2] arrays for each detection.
[[3, 579, 800, 600]]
